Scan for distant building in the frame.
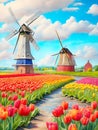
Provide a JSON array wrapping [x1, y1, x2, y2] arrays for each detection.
[[84, 60, 92, 72]]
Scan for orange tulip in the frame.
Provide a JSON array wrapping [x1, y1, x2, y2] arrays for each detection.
[[0, 108, 8, 120], [68, 123, 78, 130]]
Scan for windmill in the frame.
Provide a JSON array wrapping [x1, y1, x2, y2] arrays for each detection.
[[52, 31, 76, 72], [6, 8, 40, 74]]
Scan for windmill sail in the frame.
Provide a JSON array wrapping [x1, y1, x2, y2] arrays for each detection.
[[6, 30, 19, 40], [13, 33, 20, 54], [8, 8, 20, 27], [29, 34, 39, 50], [55, 30, 63, 48]]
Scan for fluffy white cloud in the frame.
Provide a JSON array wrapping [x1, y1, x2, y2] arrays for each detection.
[[37, 55, 55, 66], [0, 51, 11, 60], [0, 38, 12, 60], [75, 45, 98, 59], [30, 16, 98, 41], [0, 0, 74, 23], [0, 38, 11, 50], [1, 15, 98, 41], [87, 4, 98, 15]]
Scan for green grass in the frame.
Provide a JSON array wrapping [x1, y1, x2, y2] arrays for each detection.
[[35, 70, 98, 77]]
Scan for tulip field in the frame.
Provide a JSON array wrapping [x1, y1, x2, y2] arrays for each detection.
[[0, 73, 74, 130], [46, 101, 98, 130], [62, 77, 98, 103]]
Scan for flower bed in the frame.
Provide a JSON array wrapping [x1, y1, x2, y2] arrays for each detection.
[[0, 74, 74, 129], [46, 101, 98, 130], [62, 77, 98, 103], [0, 99, 39, 130]]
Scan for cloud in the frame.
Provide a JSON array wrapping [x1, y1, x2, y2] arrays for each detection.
[[0, 0, 74, 23], [75, 45, 98, 59], [0, 51, 11, 60], [63, 7, 79, 11], [30, 16, 98, 41], [0, 0, 8, 3], [1, 15, 98, 41], [87, 4, 98, 15], [73, 2, 83, 6], [37, 55, 55, 66], [0, 38, 12, 60], [0, 38, 11, 50]]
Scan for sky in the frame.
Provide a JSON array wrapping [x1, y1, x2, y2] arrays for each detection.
[[0, 0, 98, 68]]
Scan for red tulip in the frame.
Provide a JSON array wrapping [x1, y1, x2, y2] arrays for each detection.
[[7, 106, 16, 117], [21, 91, 25, 97], [94, 111, 98, 118], [14, 99, 21, 109], [1, 92, 7, 98], [62, 101, 68, 110], [21, 98, 27, 105], [90, 114, 96, 122], [72, 104, 79, 110], [64, 114, 72, 124], [91, 101, 98, 109], [52, 106, 63, 117], [68, 123, 78, 130], [80, 116, 89, 125], [18, 104, 30, 116], [46, 122, 58, 130], [83, 109, 91, 118], [12, 95, 18, 101], [29, 104, 35, 111]]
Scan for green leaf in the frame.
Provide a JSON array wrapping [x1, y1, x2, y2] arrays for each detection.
[[94, 124, 98, 130]]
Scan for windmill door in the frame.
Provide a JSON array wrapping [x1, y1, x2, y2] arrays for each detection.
[[26, 67, 30, 73]]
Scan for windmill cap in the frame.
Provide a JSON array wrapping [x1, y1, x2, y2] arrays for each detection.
[[60, 48, 73, 55], [19, 24, 32, 33]]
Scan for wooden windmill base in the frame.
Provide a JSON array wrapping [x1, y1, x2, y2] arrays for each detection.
[[15, 65, 34, 74], [57, 65, 75, 72]]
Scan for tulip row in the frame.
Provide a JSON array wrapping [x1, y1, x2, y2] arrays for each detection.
[[62, 77, 98, 103], [0, 98, 39, 130], [46, 101, 98, 130], [0, 74, 74, 129], [76, 77, 98, 86], [0, 75, 74, 105]]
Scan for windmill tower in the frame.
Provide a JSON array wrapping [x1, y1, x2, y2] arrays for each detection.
[[6, 8, 39, 74], [52, 31, 76, 72]]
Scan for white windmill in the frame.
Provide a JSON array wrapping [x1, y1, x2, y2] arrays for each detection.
[[6, 8, 40, 74]]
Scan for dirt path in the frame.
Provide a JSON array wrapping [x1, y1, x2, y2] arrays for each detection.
[[18, 85, 89, 130]]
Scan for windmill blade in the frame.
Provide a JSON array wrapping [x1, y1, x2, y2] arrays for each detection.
[[52, 52, 60, 56], [13, 33, 20, 54], [6, 30, 19, 40], [55, 54, 59, 65], [27, 16, 40, 26], [30, 35, 39, 50], [55, 30, 63, 48], [26, 11, 40, 26], [9, 7, 20, 27]]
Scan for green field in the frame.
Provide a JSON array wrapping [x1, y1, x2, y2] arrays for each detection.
[[36, 70, 98, 77]]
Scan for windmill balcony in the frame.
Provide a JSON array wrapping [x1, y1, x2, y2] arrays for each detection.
[[16, 59, 33, 65]]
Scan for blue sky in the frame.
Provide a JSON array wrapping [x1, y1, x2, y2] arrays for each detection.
[[0, 0, 98, 68]]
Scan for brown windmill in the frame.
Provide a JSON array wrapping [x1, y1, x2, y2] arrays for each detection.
[[52, 31, 76, 71]]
